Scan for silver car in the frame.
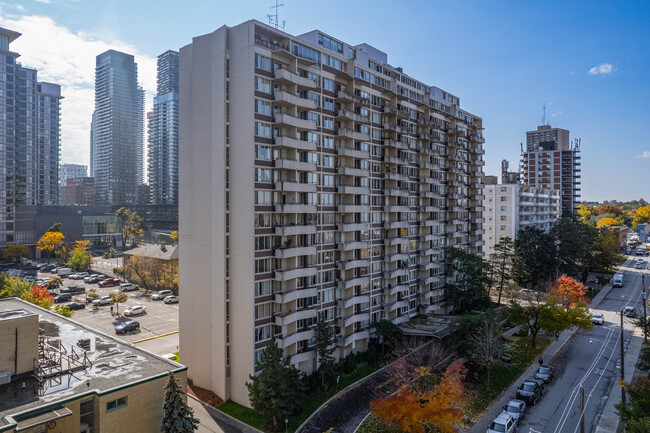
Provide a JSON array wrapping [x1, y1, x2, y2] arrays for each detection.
[[124, 305, 146, 316], [501, 399, 526, 423]]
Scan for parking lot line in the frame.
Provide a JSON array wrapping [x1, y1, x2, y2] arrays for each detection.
[[132, 330, 179, 344]]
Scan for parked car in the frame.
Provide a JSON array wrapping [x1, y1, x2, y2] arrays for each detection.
[[152, 290, 173, 300], [61, 285, 86, 294], [49, 267, 62, 274], [592, 313, 605, 325], [40, 264, 56, 272], [57, 267, 74, 277], [54, 293, 72, 303], [98, 278, 120, 287], [115, 320, 140, 334], [67, 302, 86, 310], [85, 275, 103, 284], [93, 296, 112, 306], [501, 399, 526, 423], [535, 365, 554, 383], [487, 413, 516, 433], [124, 305, 146, 316], [119, 283, 138, 292], [70, 272, 89, 280], [163, 295, 179, 304], [516, 379, 544, 405], [626, 248, 632, 255], [624, 306, 637, 318]]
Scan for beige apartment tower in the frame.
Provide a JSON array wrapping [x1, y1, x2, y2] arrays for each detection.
[[179, 20, 485, 406]]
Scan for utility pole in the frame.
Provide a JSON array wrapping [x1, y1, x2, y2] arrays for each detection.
[[643, 273, 647, 344], [621, 309, 626, 404], [580, 386, 585, 433]]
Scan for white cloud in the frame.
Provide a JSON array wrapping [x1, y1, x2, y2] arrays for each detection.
[[635, 151, 650, 159], [588, 63, 614, 75], [0, 12, 156, 167], [34, 0, 51, 3]]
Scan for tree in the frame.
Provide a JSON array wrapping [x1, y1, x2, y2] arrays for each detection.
[[451, 312, 486, 358], [109, 291, 128, 315], [0, 275, 33, 298], [170, 231, 178, 243], [37, 231, 65, 263], [47, 222, 62, 233], [633, 205, 650, 228], [513, 226, 557, 289], [546, 275, 590, 307], [314, 315, 336, 389], [370, 361, 469, 433], [636, 346, 650, 372], [53, 304, 74, 318], [446, 247, 492, 314], [373, 319, 403, 358], [551, 217, 597, 281], [488, 237, 515, 306], [576, 205, 592, 225], [616, 376, 650, 429], [596, 217, 619, 229], [48, 276, 63, 289], [593, 228, 621, 275], [124, 254, 156, 293], [66, 240, 92, 271], [470, 317, 509, 390], [246, 340, 305, 431], [157, 262, 179, 294], [21, 285, 54, 310], [116, 207, 143, 248], [2, 244, 29, 261], [161, 371, 199, 433]]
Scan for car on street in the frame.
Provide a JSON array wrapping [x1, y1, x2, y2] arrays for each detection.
[[152, 290, 173, 300], [163, 295, 179, 304], [624, 306, 637, 318], [61, 285, 86, 294], [115, 320, 140, 334], [92, 296, 112, 306], [592, 313, 605, 325], [516, 379, 544, 405], [635, 261, 644, 269], [119, 283, 138, 292], [501, 399, 526, 423], [123, 305, 146, 316], [98, 278, 120, 287], [67, 302, 86, 310], [84, 275, 103, 284], [626, 248, 632, 255], [535, 365, 554, 383], [69, 272, 89, 280], [487, 413, 516, 433], [54, 293, 72, 303], [613, 273, 624, 288]]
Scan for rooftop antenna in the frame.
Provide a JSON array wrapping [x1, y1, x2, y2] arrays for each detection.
[[267, 0, 286, 31], [542, 104, 547, 126]]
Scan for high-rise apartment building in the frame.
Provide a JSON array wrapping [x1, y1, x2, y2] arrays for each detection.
[[0, 28, 62, 245], [59, 163, 88, 185], [482, 175, 560, 257], [521, 125, 581, 214], [148, 50, 179, 205], [90, 50, 144, 205], [179, 20, 485, 405]]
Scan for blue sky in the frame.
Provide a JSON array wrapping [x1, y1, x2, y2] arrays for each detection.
[[1, 0, 648, 202]]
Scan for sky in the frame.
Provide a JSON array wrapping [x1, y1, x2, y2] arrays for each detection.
[[0, 0, 648, 202]]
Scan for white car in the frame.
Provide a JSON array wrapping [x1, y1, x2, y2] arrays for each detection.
[[124, 305, 146, 316], [163, 295, 179, 304], [501, 399, 526, 423], [592, 313, 604, 325], [487, 413, 516, 433], [92, 296, 112, 306], [70, 272, 89, 280], [152, 290, 173, 300], [119, 283, 138, 292]]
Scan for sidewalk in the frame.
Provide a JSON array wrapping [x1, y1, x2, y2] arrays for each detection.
[[188, 395, 263, 433]]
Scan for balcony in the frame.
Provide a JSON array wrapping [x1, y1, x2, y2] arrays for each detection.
[[290, 350, 315, 365], [338, 146, 370, 159], [274, 287, 319, 304], [274, 204, 318, 214], [339, 240, 369, 251], [386, 268, 408, 279], [274, 224, 317, 236], [386, 188, 409, 197], [339, 166, 370, 177], [276, 328, 315, 349], [389, 299, 408, 312], [338, 329, 370, 347], [386, 172, 409, 182], [387, 252, 409, 263], [275, 266, 318, 281], [274, 181, 317, 193], [338, 222, 368, 232], [274, 91, 317, 110], [338, 204, 371, 213], [385, 237, 409, 246], [340, 312, 370, 328], [338, 185, 370, 195], [274, 136, 317, 152], [274, 158, 317, 172], [384, 220, 410, 230], [339, 294, 370, 309], [384, 155, 410, 165], [340, 276, 370, 290], [274, 245, 317, 259], [383, 139, 408, 150], [274, 68, 318, 88], [387, 205, 410, 213], [338, 259, 369, 271], [422, 275, 440, 285], [275, 308, 318, 326], [337, 89, 363, 103], [337, 128, 370, 141], [336, 109, 370, 123], [392, 315, 409, 325], [420, 219, 441, 227], [274, 114, 317, 130], [389, 284, 409, 296]]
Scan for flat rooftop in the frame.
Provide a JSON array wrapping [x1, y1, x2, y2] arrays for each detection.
[[0, 298, 185, 420]]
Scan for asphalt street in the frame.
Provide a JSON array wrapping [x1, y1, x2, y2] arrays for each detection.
[[516, 257, 646, 433]]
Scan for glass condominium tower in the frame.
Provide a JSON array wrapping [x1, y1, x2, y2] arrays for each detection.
[[90, 50, 144, 205], [148, 50, 179, 205], [0, 27, 63, 246]]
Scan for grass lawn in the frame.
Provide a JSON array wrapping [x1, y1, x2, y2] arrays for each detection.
[[357, 413, 402, 433], [218, 362, 383, 433], [172, 351, 179, 362], [467, 335, 551, 420]]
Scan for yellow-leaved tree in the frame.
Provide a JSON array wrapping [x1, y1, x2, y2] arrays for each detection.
[[596, 217, 618, 229], [37, 231, 65, 263], [633, 205, 650, 227], [66, 240, 92, 271], [576, 205, 592, 225]]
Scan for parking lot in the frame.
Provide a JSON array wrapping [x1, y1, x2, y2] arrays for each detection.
[[37, 269, 179, 356]]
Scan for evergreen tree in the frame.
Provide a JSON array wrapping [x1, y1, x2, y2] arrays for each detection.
[[246, 340, 305, 430], [488, 237, 515, 306], [513, 226, 557, 289], [446, 247, 492, 314], [314, 314, 336, 389], [161, 371, 199, 433]]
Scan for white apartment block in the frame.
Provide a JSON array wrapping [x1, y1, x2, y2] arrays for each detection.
[[483, 182, 560, 257], [179, 20, 485, 406]]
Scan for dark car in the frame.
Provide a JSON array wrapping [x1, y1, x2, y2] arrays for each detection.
[[85, 275, 103, 284], [67, 302, 86, 310], [624, 306, 637, 318], [516, 379, 544, 405], [115, 320, 140, 334], [40, 264, 56, 272], [98, 278, 120, 287], [54, 293, 72, 303], [61, 285, 86, 294], [535, 365, 554, 383]]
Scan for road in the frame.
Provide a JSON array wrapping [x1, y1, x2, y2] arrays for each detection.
[[517, 256, 646, 433]]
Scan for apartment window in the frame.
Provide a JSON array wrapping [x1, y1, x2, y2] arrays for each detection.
[[80, 400, 94, 431], [321, 194, 335, 206], [322, 136, 334, 149], [255, 213, 271, 228], [255, 259, 271, 274], [255, 191, 271, 205], [307, 132, 320, 144], [106, 396, 127, 413], [255, 99, 271, 116], [307, 172, 319, 184], [322, 78, 334, 92], [322, 250, 335, 263], [255, 122, 271, 138], [318, 33, 343, 53], [321, 155, 334, 168], [255, 325, 271, 342], [323, 116, 334, 129], [255, 54, 271, 71], [255, 145, 271, 161], [255, 236, 271, 251], [255, 168, 271, 183], [322, 231, 335, 244], [323, 97, 334, 111], [255, 303, 273, 319], [320, 213, 336, 225], [255, 76, 271, 93], [323, 175, 334, 187], [254, 348, 264, 365], [255, 281, 271, 296]]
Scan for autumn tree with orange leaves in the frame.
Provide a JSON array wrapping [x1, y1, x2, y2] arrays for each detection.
[[370, 361, 470, 433], [547, 275, 590, 307]]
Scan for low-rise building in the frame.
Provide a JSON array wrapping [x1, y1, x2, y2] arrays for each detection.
[[0, 298, 186, 433], [482, 176, 561, 257], [60, 177, 95, 205]]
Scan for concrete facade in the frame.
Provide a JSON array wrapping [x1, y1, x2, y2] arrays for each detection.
[[179, 20, 485, 406], [59, 164, 88, 186]]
